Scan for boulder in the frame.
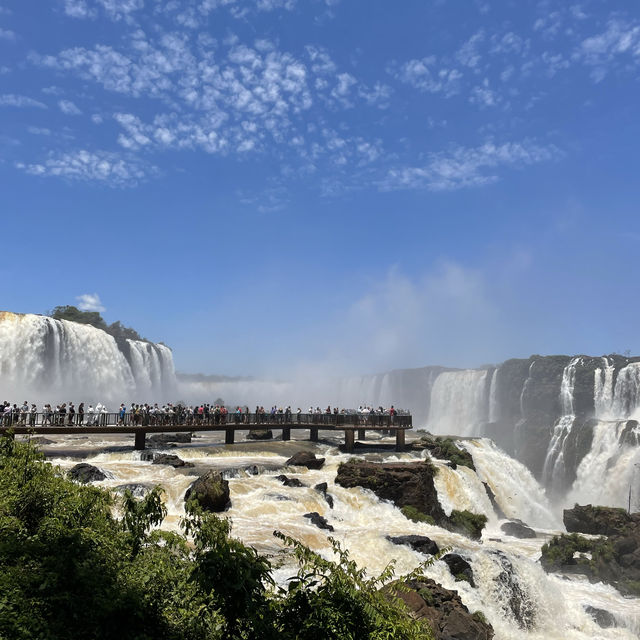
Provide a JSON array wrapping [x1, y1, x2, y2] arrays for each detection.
[[411, 435, 475, 470], [184, 471, 230, 512], [275, 474, 306, 488], [286, 451, 325, 469], [584, 605, 617, 629], [247, 429, 273, 440], [387, 535, 439, 556], [152, 453, 194, 468], [483, 483, 506, 519], [314, 482, 334, 508], [388, 578, 494, 640], [29, 437, 55, 445], [564, 504, 634, 536], [147, 432, 192, 445], [493, 551, 536, 629], [501, 521, 536, 539], [113, 483, 153, 498], [68, 463, 107, 484], [442, 554, 475, 587], [303, 512, 334, 531]]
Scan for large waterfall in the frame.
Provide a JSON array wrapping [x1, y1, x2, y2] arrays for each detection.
[[0, 311, 176, 403]]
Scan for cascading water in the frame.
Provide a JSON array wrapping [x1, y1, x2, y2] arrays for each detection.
[[0, 311, 176, 402], [427, 369, 490, 436], [542, 357, 580, 492], [488, 367, 499, 423]]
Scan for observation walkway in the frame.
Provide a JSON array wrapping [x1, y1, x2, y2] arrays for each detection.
[[0, 413, 412, 453]]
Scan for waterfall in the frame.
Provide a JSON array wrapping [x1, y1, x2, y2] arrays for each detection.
[[0, 311, 176, 402], [488, 367, 499, 423], [542, 357, 580, 491], [567, 420, 640, 509], [461, 439, 559, 529], [594, 356, 615, 418], [427, 369, 490, 436]]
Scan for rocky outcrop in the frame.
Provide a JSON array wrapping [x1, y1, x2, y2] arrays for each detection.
[[151, 453, 194, 468], [442, 554, 475, 587], [68, 463, 108, 483], [387, 535, 439, 556], [336, 459, 446, 524], [147, 432, 191, 445], [411, 435, 475, 470], [584, 605, 617, 629], [335, 459, 487, 539], [388, 578, 493, 640], [275, 474, 306, 488], [247, 429, 273, 440], [541, 505, 640, 596], [286, 451, 325, 469], [492, 551, 536, 629], [184, 471, 230, 512], [113, 483, 153, 498], [303, 512, 333, 531], [500, 521, 536, 539], [314, 482, 334, 508]]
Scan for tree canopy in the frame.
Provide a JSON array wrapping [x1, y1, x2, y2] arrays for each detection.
[[50, 305, 147, 343]]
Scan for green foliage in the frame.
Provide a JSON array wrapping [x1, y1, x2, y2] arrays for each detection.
[[417, 436, 475, 470], [274, 532, 435, 640], [448, 510, 487, 540], [51, 304, 108, 331], [0, 437, 436, 640], [472, 611, 487, 624], [540, 533, 607, 572], [401, 506, 436, 526]]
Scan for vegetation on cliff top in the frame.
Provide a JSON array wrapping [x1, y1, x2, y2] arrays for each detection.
[[0, 437, 434, 639]]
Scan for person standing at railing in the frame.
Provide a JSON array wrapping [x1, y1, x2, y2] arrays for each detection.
[[29, 403, 37, 427], [68, 403, 75, 426], [77, 402, 84, 425]]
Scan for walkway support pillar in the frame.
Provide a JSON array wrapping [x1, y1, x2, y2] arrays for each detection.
[[395, 429, 405, 452], [357, 428, 366, 441], [309, 427, 318, 442], [225, 429, 234, 445], [134, 431, 146, 451], [282, 427, 291, 441], [344, 429, 354, 453]]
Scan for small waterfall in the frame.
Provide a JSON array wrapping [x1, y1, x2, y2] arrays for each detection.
[[542, 357, 580, 491], [488, 367, 500, 423], [610, 362, 640, 419], [567, 420, 640, 509], [427, 369, 490, 436], [594, 356, 615, 418], [461, 439, 559, 529]]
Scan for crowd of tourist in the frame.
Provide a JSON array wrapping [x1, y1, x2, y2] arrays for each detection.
[[1, 400, 405, 428]]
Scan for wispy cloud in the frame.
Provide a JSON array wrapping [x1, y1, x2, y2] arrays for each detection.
[[16, 149, 156, 187], [0, 27, 15, 40], [0, 94, 47, 108], [382, 141, 559, 192], [58, 99, 82, 115], [394, 57, 462, 96], [76, 293, 105, 312]]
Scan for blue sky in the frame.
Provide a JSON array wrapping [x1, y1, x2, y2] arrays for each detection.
[[1, 0, 640, 377]]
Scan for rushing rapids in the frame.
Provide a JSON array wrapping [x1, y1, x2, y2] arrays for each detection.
[[33, 430, 640, 640]]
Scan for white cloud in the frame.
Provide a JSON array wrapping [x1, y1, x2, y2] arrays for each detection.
[[76, 293, 106, 312], [16, 149, 156, 186], [27, 126, 52, 135], [0, 27, 15, 40], [395, 57, 462, 96], [63, 0, 96, 18], [58, 99, 83, 115], [0, 94, 47, 108], [383, 140, 559, 192], [457, 30, 485, 69]]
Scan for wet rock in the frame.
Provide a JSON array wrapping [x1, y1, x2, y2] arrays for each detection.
[[442, 554, 475, 588], [493, 551, 536, 629], [336, 459, 446, 525], [386, 577, 494, 640], [584, 605, 617, 628], [303, 512, 334, 531], [147, 432, 192, 445], [501, 521, 536, 539], [314, 482, 334, 508], [247, 429, 273, 440], [267, 493, 294, 501], [286, 451, 325, 469], [564, 504, 634, 537], [483, 483, 506, 519], [68, 463, 108, 484], [113, 483, 153, 498], [152, 453, 194, 468], [275, 474, 306, 488], [387, 535, 440, 556], [184, 471, 230, 512], [29, 437, 55, 445]]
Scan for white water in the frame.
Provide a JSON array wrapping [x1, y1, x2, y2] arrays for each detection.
[[567, 419, 640, 510], [0, 311, 176, 403], [37, 431, 638, 639], [427, 369, 490, 436], [488, 367, 500, 423], [542, 358, 580, 491], [595, 360, 640, 420]]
